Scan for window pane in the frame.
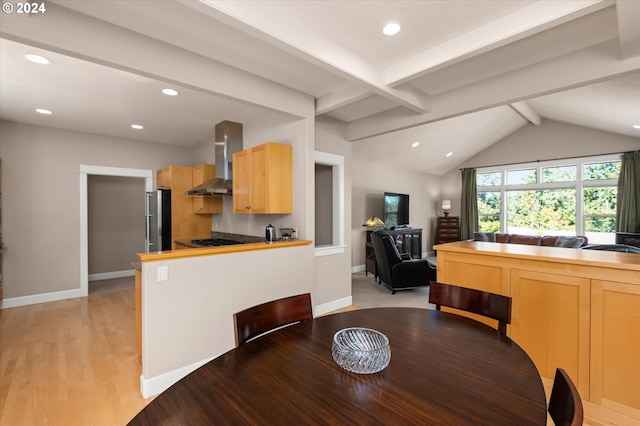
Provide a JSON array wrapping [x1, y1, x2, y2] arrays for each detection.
[[507, 169, 536, 185], [584, 161, 621, 180], [584, 187, 617, 216], [585, 217, 616, 233], [478, 191, 501, 232], [542, 165, 576, 183], [479, 215, 501, 232], [507, 189, 576, 235], [477, 172, 501, 186]]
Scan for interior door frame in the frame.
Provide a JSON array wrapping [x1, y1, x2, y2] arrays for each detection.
[[79, 165, 153, 296]]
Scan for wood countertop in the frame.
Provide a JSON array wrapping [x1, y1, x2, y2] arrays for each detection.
[[435, 241, 640, 273], [137, 239, 312, 262]]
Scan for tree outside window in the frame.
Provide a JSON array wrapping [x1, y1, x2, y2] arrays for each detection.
[[476, 156, 621, 242]]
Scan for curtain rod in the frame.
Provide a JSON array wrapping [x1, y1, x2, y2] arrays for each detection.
[[460, 150, 638, 171]]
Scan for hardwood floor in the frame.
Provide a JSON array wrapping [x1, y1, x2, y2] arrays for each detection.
[[0, 289, 152, 425], [0, 285, 624, 425]]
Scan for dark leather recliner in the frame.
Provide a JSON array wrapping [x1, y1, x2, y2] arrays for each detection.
[[370, 229, 436, 294]]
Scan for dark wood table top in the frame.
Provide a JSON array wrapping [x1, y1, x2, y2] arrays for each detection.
[[129, 308, 547, 425]]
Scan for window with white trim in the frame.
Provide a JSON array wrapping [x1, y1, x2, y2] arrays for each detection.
[[477, 154, 621, 244]]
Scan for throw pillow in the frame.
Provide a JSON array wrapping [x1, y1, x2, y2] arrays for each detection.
[[473, 232, 496, 242], [554, 236, 585, 248]]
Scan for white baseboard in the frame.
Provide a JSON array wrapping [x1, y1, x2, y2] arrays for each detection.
[[351, 264, 365, 273], [314, 296, 353, 316], [140, 356, 215, 398], [1, 288, 84, 309], [89, 269, 135, 282]]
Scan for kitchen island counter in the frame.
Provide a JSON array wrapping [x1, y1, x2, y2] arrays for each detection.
[[139, 238, 310, 262]]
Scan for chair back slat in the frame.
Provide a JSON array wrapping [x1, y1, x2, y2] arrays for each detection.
[[428, 282, 511, 334], [548, 368, 584, 426], [234, 293, 313, 346]]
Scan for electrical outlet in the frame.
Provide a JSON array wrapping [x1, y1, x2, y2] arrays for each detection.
[[157, 265, 169, 282]]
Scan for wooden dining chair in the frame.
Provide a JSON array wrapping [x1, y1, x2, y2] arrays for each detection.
[[428, 282, 512, 334], [548, 368, 584, 426], [233, 293, 313, 346]]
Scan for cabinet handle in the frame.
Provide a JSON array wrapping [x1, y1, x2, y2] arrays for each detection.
[[245, 206, 251, 210]]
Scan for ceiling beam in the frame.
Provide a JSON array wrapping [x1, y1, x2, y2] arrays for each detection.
[[315, 85, 371, 116], [188, 0, 431, 114], [346, 40, 640, 141], [509, 102, 542, 125], [1, 2, 314, 118], [385, 0, 613, 86], [616, 0, 640, 59]]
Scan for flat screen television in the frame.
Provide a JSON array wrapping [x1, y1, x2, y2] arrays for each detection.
[[383, 192, 409, 228]]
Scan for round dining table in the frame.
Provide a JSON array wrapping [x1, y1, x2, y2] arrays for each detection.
[[128, 307, 547, 425]]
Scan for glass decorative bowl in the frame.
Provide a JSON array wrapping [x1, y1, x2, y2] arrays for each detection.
[[332, 327, 391, 374]]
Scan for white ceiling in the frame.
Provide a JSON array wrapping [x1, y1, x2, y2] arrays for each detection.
[[1, 0, 639, 175]]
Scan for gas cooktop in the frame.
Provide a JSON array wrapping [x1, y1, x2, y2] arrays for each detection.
[[191, 238, 243, 247]]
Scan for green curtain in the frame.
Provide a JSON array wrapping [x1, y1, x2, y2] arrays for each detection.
[[616, 151, 640, 232], [460, 168, 478, 240]]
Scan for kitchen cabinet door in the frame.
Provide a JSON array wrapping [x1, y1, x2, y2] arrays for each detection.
[[591, 279, 640, 421], [156, 165, 213, 248], [510, 269, 590, 396], [233, 142, 292, 214], [192, 164, 222, 214], [156, 167, 170, 189]]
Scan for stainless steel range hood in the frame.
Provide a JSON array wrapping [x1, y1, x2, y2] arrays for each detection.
[[186, 120, 242, 196]]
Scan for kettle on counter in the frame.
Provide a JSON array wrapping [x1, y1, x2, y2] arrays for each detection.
[[266, 224, 275, 243]]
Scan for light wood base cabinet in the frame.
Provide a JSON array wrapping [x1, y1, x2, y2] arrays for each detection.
[[591, 280, 640, 420], [435, 241, 640, 424], [510, 270, 591, 398]]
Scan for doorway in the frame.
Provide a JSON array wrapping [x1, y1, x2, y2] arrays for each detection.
[[79, 165, 153, 296]]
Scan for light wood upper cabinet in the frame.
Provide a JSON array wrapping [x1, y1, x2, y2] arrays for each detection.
[[156, 165, 212, 249], [156, 166, 171, 190], [232, 142, 292, 214], [192, 164, 222, 215]]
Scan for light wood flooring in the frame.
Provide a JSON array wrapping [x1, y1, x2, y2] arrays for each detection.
[[0, 283, 620, 426], [0, 288, 151, 425]]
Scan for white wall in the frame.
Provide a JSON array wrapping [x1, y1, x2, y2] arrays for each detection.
[[140, 243, 314, 397], [0, 121, 195, 301], [313, 117, 353, 312], [350, 157, 442, 269]]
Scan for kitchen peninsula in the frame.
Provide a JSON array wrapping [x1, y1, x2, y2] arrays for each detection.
[[135, 234, 313, 398], [434, 241, 640, 424]]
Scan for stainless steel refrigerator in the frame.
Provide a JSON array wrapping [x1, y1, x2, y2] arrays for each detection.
[[145, 189, 172, 252]]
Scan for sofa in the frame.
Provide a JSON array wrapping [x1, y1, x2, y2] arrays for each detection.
[[473, 232, 588, 248]]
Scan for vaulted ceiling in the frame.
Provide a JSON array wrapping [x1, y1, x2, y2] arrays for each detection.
[[1, 1, 639, 175]]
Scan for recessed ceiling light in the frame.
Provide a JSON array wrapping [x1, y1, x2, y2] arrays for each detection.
[[131, 124, 144, 130], [382, 23, 401, 36], [446, 152, 453, 157], [25, 54, 51, 65], [35, 108, 52, 115], [411, 142, 420, 148], [162, 88, 179, 96], [633, 124, 640, 129]]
